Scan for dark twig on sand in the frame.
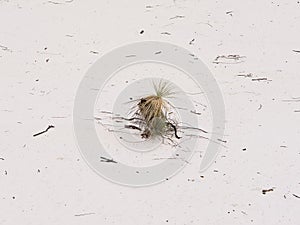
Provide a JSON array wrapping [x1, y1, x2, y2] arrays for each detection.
[[124, 125, 142, 131], [100, 156, 117, 163], [213, 54, 245, 64], [189, 38, 195, 45], [251, 78, 268, 81], [292, 194, 300, 199], [33, 125, 55, 137], [262, 188, 274, 195], [74, 212, 95, 217], [166, 122, 181, 139], [169, 15, 185, 20]]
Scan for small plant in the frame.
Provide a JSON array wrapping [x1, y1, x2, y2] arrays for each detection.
[[126, 80, 179, 140], [95, 79, 214, 148]]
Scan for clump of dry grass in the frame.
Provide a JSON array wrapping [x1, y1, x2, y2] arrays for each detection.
[[137, 81, 174, 124], [133, 80, 179, 139], [96, 80, 216, 147]]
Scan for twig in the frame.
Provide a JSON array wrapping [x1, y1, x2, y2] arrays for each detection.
[[237, 73, 253, 77], [169, 15, 185, 20], [48, 1, 62, 4], [33, 125, 55, 137], [189, 38, 195, 45], [196, 22, 213, 28], [111, 116, 143, 122], [185, 134, 227, 148], [262, 188, 274, 195], [226, 11, 233, 16], [124, 125, 142, 131], [190, 110, 201, 115], [217, 138, 227, 143], [251, 78, 268, 81], [213, 54, 246, 64], [74, 213, 95, 217], [179, 125, 208, 134], [292, 194, 300, 199], [125, 54, 136, 58], [100, 156, 117, 163], [166, 122, 181, 139], [99, 110, 113, 114]]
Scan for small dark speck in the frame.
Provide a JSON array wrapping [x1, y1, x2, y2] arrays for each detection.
[[140, 30, 144, 34], [129, 97, 133, 100], [46, 58, 49, 62], [155, 51, 162, 54], [242, 148, 247, 151], [37, 169, 40, 173], [12, 196, 15, 200], [0, 158, 4, 161], [136, 171, 140, 174], [4, 170, 7, 175], [166, 220, 169, 222], [213, 170, 218, 172], [125, 81, 128, 83], [35, 79, 39, 82], [44, 47, 47, 50], [165, 178, 169, 180]]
